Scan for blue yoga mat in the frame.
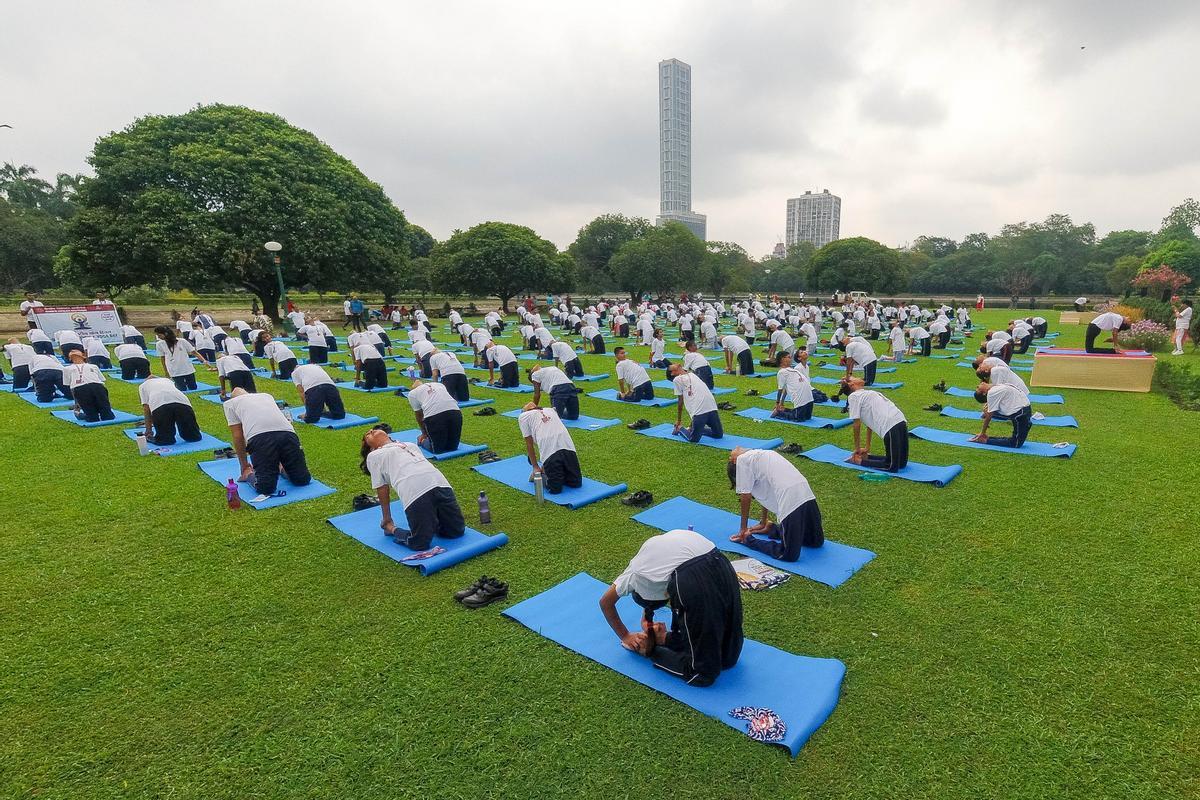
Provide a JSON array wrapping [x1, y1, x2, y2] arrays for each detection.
[[719, 370, 771, 378], [326, 506, 508, 577], [16, 391, 74, 408], [928, 354, 955, 360], [1, 384, 33, 393], [939, 405, 1078, 428], [472, 455, 627, 509], [290, 408, 380, 430], [633, 497, 873, 588], [635, 423, 784, 452], [811, 376, 903, 389], [197, 458, 336, 509], [337, 362, 396, 373], [106, 373, 148, 384], [735, 406, 853, 430], [818, 363, 896, 373], [332, 380, 395, 393], [182, 382, 218, 394], [799, 443, 963, 487], [587, 388, 676, 408], [458, 398, 493, 409], [651, 380, 735, 396], [121, 427, 229, 455], [944, 386, 1064, 404], [500, 409, 621, 430], [503, 573, 845, 757], [909, 426, 1077, 457], [474, 381, 534, 394], [388, 428, 488, 460], [573, 373, 611, 383], [50, 409, 142, 427]]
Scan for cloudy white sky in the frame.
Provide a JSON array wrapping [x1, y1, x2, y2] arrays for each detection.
[[4, 0, 1198, 254]]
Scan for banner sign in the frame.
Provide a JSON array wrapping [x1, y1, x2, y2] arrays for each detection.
[[30, 304, 123, 344]]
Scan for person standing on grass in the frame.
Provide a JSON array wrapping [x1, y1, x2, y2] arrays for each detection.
[[154, 326, 211, 392], [841, 377, 908, 472], [772, 352, 814, 421], [63, 351, 116, 422], [407, 380, 464, 455], [1084, 311, 1130, 354], [1172, 300, 1192, 355], [516, 402, 583, 494], [614, 347, 654, 402], [19, 292, 45, 329], [668, 364, 723, 442], [360, 428, 466, 550], [529, 364, 579, 420], [970, 381, 1033, 448], [224, 388, 312, 497], [138, 376, 203, 445], [726, 447, 824, 561], [599, 529, 743, 687]]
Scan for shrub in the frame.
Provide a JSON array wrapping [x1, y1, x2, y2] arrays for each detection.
[[1118, 295, 1174, 325], [1154, 361, 1200, 411], [1122, 320, 1171, 352], [1109, 304, 1144, 323]]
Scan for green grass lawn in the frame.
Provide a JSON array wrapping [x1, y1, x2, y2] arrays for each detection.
[[2, 310, 1198, 799]]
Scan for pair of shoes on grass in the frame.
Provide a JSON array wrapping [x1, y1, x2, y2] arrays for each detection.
[[213, 447, 235, 459], [473, 406, 496, 416], [717, 401, 737, 411], [779, 442, 804, 455], [627, 418, 651, 430], [477, 449, 501, 464], [621, 490, 654, 507], [455, 575, 508, 608], [924, 403, 944, 412], [351, 493, 380, 511]]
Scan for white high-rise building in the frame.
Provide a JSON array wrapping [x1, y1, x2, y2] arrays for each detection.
[[786, 190, 841, 249], [657, 58, 706, 240]]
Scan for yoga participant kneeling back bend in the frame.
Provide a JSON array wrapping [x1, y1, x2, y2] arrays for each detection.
[[727, 447, 823, 561], [407, 380, 463, 455], [971, 381, 1033, 448], [224, 388, 312, 498], [517, 402, 582, 494], [599, 529, 744, 687], [668, 364, 723, 442], [360, 427, 465, 550], [842, 377, 909, 472], [138, 376, 203, 445]]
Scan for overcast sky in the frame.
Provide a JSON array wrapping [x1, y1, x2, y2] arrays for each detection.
[[4, 0, 1199, 254]]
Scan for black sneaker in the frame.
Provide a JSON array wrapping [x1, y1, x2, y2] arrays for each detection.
[[461, 578, 509, 609], [352, 493, 380, 511], [477, 449, 500, 464], [780, 442, 804, 455], [455, 575, 491, 602], [473, 406, 496, 416], [924, 403, 944, 412], [745, 388, 759, 396], [717, 401, 737, 411], [627, 418, 651, 430], [932, 380, 947, 392], [621, 490, 654, 507]]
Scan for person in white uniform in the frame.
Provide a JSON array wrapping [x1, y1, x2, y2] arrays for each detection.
[[224, 389, 312, 496], [154, 326, 211, 391], [1172, 300, 1192, 355], [668, 364, 723, 442], [971, 381, 1033, 447], [517, 403, 582, 494], [842, 378, 908, 472], [529, 364, 578, 420], [138, 376, 203, 445], [63, 350, 115, 422], [360, 429, 465, 550], [614, 347, 654, 402], [407, 380, 463, 454], [726, 447, 824, 561]]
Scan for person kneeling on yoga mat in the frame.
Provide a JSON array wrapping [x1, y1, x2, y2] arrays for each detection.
[[1085, 311, 1130, 354], [216, 353, 257, 399], [138, 376, 203, 445], [63, 350, 116, 422], [614, 347, 654, 401], [30, 351, 72, 403], [115, 342, 151, 380], [727, 447, 824, 561], [599, 530, 744, 687], [842, 334, 878, 386], [361, 428, 465, 550], [224, 388, 312, 497], [485, 341, 520, 388], [407, 380, 463, 454], [970, 382, 1033, 447], [430, 348, 470, 402], [668, 364, 723, 442], [5, 339, 35, 391], [772, 352, 814, 421], [352, 334, 389, 391], [517, 403, 583, 494], [842, 378, 909, 472], [291, 363, 346, 423], [529, 364, 579, 420], [721, 334, 754, 375]]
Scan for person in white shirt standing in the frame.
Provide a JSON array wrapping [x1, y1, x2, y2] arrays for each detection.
[[63, 351, 115, 422], [138, 376, 203, 445], [224, 389, 312, 497], [842, 378, 909, 472], [19, 292, 45, 330], [1172, 300, 1192, 355], [726, 447, 824, 561], [668, 364, 723, 442], [407, 380, 464, 454], [517, 403, 582, 494], [360, 430, 465, 550], [970, 381, 1032, 447], [614, 347, 654, 402]]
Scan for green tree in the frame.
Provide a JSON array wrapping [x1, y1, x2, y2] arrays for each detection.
[[808, 237, 905, 293], [435, 221, 567, 310], [567, 213, 651, 287], [58, 104, 409, 319], [0, 198, 65, 292], [1141, 238, 1200, 284], [1157, 198, 1200, 243], [608, 221, 705, 301], [704, 241, 754, 296], [1094, 229, 1150, 264], [912, 235, 958, 259], [1107, 254, 1142, 295], [405, 223, 435, 258]]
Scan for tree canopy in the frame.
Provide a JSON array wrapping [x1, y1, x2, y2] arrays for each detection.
[[608, 221, 706, 300], [57, 104, 409, 318], [567, 213, 652, 288], [0, 163, 82, 292], [808, 237, 905, 294], [435, 221, 573, 310]]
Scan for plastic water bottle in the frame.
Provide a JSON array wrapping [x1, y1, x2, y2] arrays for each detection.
[[136, 433, 149, 456], [533, 473, 545, 504], [688, 523, 694, 531], [477, 491, 491, 524], [226, 478, 242, 510]]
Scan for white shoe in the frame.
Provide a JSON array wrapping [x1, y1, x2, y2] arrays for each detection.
[[1172, 350, 1183, 356]]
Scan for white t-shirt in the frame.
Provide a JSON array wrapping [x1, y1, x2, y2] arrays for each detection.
[[63, 362, 105, 387], [413, 339, 436, 359], [769, 330, 795, 353], [54, 329, 82, 346], [487, 344, 517, 367], [1178, 306, 1194, 330], [889, 327, 906, 350], [988, 364, 1029, 395], [672, 373, 718, 418], [407, 328, 430, 343], [430, 351, 465, 377], [615, 358, 650, 388], [156, 338, 197, 376], [735, 449, 816, 520], [407, 382, 458, 417], [19, 300, 45, 316], [4, 342, 35, 368], [368, 441, 452, 509], [1075, 297, 1087, 306], [354, 343, 383, 363], [190, 329, 215, 351], [550, 341, 577, 363], [297, 324, 323, 342], [84, 338, 109, 358], [987, 383, 1030, 416], [847, 389, 905, 436], [223, 337, 249, 356], [229, 320, 250, 332], [518, 406, 576, 462], [29, 353, 62, 373], [121, 325, 141, 338], [531, 366, 571, 392], [650, 338, 665, 361], [613, 530, 716, 601], [28, 328, 50, 344], [264, 341, 295, 362], [776, 366, 813, 406], [223, 392, 293, 442], [216, 354, 250, 377], [682, 351, 709, 372], [291, 364, 334, 391], [722, 335, 749, 355], [580, 325, 599, 340], [138, 377, 189, 411], [845, 338, 877, 367]]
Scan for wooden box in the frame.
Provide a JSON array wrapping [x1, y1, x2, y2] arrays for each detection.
[[1031, 351, 1156, 392], [1058, 311, 1098, 325]]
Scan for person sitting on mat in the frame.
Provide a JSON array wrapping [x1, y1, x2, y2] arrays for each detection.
[[290, 363, 345, 423], [5, 338, 35, 391], [485, 341, 520, 388], [224, 388, 312, 498], [773, 352, 814, 421], [263, 337, 299, 380], [668, 364, 723, 442], [614, 347, 654, 402], [63, 350, 116, 422], [599, 529, 744, 687], [407, 380, 464, 454], [216, 352, 257, 399], [360, 428, 466, 550], [727, 447, 824, 561], [841, 378, 909, 472], [981, 329, 1013, 363], [1086, 311, 1130, 354], [530, 364, 579, 420], [517, 402, 583, 494], [648, 329, 670, 370], [430, 348, 470, 402], [352, 333, 389, 391], [138, 376, 203, 445], [154, 326, 211, 392], [721, 334, 754, 375], [971, 381, 1033, 447], [682, 340, 715, 389], [842, 334, 878, 386]]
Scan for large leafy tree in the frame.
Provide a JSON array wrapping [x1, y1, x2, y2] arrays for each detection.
[[703, 241, 755, 296], [1141, 238, 1200, 283], [608, 221, 706, 301], [58, 104, 409, 319], [405, 223, 436, 258], [567, 213, 651, 287], [808, 237, 905, 293], [436, 221, 573, 310], [0, 163, 83, 292]]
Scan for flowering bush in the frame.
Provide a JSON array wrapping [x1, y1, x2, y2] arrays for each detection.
[[1122, 319, 1171, 352], [1132, 264, 1192, 297]]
